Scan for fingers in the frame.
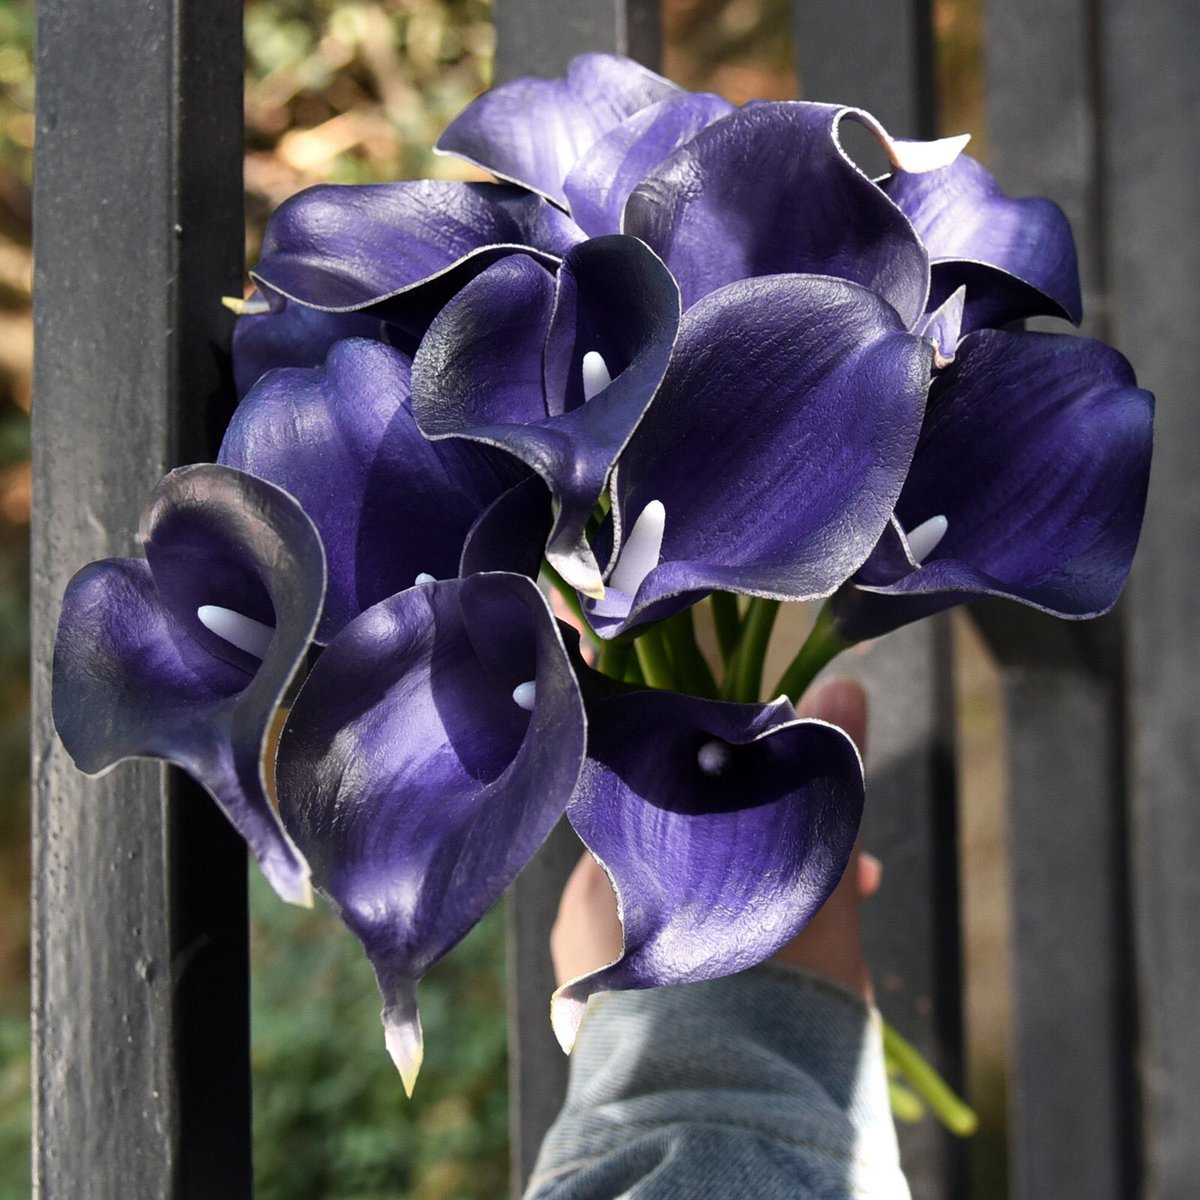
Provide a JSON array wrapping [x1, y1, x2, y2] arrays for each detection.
[[551, 852, 623, 988]]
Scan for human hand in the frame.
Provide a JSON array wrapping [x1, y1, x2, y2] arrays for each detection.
[[550, 678, 879, 1000]]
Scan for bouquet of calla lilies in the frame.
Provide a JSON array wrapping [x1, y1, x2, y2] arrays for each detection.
[[52, 53, 1152, 1124]]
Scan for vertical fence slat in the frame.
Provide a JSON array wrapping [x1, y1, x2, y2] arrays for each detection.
[[1099, 0, 1200, 1193], [31, 2, 249, 1196], [972, 608, 1136, 1200], [981, 3, 1139, 1195], [495, 11, 663, 1193], [794, 7, 965, 1197]]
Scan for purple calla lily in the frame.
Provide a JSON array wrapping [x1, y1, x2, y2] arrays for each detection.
[[232, 290, 396, 399], [275, 572, 586, 1095], [52, 464, 325, 906], [250, 179, 585, 317], [411, 234, 681, 597], [436, 53, 681, 207], [554, 688, 863, 1051], [218, 337, 529, 642], [584, 272, 932, 638], [830, 328, 1153, 642], [881, 152, 1082, 333]]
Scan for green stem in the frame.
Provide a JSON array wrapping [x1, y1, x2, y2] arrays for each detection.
[[662, 608, 717, 697], [597, 638, 633, 682], [773, 599, 851, 703], [882, 1022, 978, 1137], [723, 599, 780, 702], [710, 592, 741, 666], [634, 626, 675, 690]]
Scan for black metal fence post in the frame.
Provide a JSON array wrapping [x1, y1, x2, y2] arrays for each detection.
[[31, 2, 251, 1196]]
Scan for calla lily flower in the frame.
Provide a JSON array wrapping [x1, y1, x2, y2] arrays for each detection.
[[554, 689, 863, 1052], [625, 100, 966, 319], [584, 272, 932, 638], [218, 337, 528, 642], [830, 328, 1153, 642], [881, 152, 1082, 334], [52, 464, 325, 906], [436, 52, 682, 208], [231, 290, 396, 399], [274, 572, 586, 1096], [411, 234, 681, 597], [250, 179, 585, 319]]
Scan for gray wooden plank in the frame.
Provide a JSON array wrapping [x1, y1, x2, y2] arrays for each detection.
[[972, 607, 1136, 1200], [492, 0, 661, 85], [981, 3, 1139, 1196], [31, 2, 249, 1196], [795, 7, 967, 1196], [1098, 1, 1200, 1194], [494, 9, 663, 1192]]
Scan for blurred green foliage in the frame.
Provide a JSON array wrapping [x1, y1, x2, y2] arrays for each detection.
[[251, 873, 509, 1200]]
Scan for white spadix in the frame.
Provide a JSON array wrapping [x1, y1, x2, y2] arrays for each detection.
[[414, 573, 437, 586], [906, 515, 949, 564], [196, 605, 275, 660], [581, 350, 612, 401], [697, 740, 731, 777], [608, 500, 666, 597], [512, 680, 537, 711]]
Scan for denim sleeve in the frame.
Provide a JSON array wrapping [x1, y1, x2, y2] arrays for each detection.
[[524, 964, 911, 1200]]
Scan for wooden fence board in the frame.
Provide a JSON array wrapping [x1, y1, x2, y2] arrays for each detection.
[[795, 6, 966, 1196], [31, 2, 249, 1196], [1099, 0, 1200, 1194], [981, 2, 1139, 1195]]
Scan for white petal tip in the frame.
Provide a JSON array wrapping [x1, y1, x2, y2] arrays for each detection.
[[889, 132, 971, 174], [271, 865, 314, 909], [550, 990, 588, 1055], [552, 554, 606, 601], [221, 294, 271, 316], [384, 1018, 424, 1098]]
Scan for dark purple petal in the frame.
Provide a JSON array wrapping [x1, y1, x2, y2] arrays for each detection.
[[458, 476, 553, 580], [436, 53, 680, 207], [562, 91, 734, 236], [251, 180, 584, 311], [413, 236, 680, 595], [275, 573, 586, 1093], [232, 290, 393, 398], [833, 328, 1153, 641], [883, 153, 1082, 331], [554, 689, 863, 1049], [52, 465, 325, 905], [587, 274, 931, 638], [624, 102, 932, 322], [219, 338, 521, 641]]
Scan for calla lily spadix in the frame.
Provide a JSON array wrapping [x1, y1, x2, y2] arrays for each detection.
[[554, 689, 864, 1052], [52, 464, 325, 906], [274, 572, 586, 1095]]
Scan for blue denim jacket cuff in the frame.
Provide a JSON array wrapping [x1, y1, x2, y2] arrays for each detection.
[[526, 968, 910, 1198]]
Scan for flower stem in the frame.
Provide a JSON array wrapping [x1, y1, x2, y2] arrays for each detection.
[[773, 600, 851, 703], [882, 1021, 978, 1137], [597, 638, 633, 682], [710, 592, 741, 666], [634, 625, 675, 690], [723, 598, 780, 702], [661, 608, 717, 697]]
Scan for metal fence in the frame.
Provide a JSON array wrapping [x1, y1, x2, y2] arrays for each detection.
[[31, 1, 1199, 1197]]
